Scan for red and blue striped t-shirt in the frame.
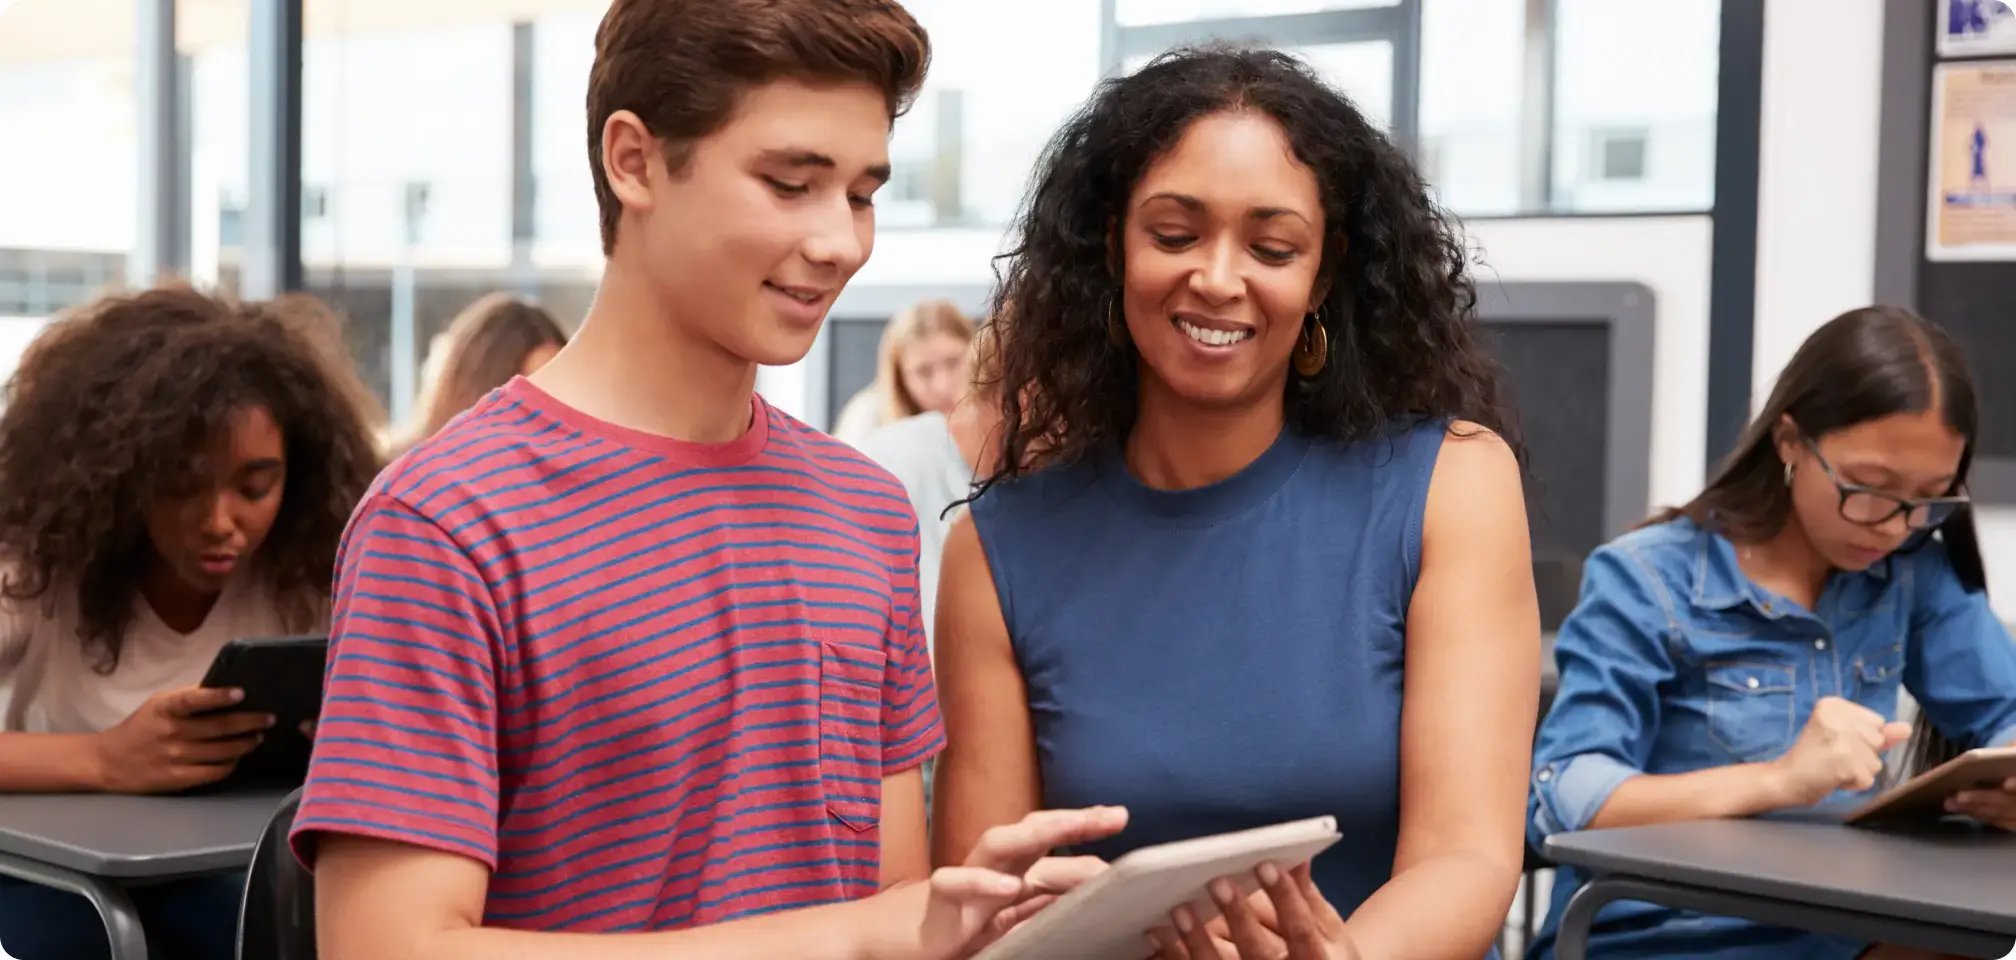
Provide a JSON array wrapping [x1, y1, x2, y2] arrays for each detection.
[[290, 378, 943, 931]]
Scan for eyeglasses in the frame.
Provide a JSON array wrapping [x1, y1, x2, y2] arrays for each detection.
[[1799, 436, 1970, 531]]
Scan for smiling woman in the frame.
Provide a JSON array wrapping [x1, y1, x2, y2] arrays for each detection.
[[933, 43, 1541, 960]]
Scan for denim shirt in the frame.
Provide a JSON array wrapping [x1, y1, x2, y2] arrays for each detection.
[[1527, 518, 2016, 960]]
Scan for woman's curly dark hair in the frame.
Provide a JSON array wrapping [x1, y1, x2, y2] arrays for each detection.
[[0, 287, 382, 671], [981, 44, 1518, 486]]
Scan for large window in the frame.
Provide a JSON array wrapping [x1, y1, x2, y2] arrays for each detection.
[[1106, 0, 1717, 217], [1418, 0, 1524, 213], [0, 0, 1726, 426], [1550, 0, 1718, 213], [1426, 0, 1720, 216], [1115, 0, 1400, 25], [894, 0, 1105, 227], [295, 0, 605, 427], [1112, 2, 1415, 141], [0, 0, 136, 324], [183, 0, 249, 296]]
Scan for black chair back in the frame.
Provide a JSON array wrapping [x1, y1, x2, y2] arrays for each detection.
[[1532, 553, 1585, 635], [237, 788, 315, 960]]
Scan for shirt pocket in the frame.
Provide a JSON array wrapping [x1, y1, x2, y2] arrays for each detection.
[[1706, 660, 1798, 763], [1850, 641, 1906, 706], [819, 640, 887, 833]]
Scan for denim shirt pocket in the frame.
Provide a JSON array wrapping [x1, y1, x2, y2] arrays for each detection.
[[1851, 641, 1906, 706], [1706, 660, 1798, 762]]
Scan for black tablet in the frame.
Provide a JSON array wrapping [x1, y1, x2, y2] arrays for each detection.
[[196, 635, 328, 789]]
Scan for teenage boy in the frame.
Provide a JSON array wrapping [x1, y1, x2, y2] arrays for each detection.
[[290, 2, 1124, 958]]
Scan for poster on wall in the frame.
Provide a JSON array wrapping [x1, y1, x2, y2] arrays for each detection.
[[1941, 0, 2016, 57], [1928, 61, 2016, 261]]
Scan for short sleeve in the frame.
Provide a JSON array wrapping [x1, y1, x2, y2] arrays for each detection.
[[879, 531, 944, 773], [290, 494, 505, 870]]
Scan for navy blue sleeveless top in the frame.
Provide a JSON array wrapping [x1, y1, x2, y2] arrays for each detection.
[[968, 420, 1445, 913]]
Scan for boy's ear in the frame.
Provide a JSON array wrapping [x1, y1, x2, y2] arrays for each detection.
[[602, 110, 658, 217]]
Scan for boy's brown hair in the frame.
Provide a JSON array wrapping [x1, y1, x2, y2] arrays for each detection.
[[586, 0, 931, 254]]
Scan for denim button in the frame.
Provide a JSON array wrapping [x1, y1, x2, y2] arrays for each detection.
[[1537, 768, 1554, 783]]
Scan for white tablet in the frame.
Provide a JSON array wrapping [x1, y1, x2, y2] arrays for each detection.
[[973, 815, 1342, 960]]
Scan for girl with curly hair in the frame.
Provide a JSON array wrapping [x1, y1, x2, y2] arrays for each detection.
[[0, 286, 380, 960], [931, 46, 1541, 960]]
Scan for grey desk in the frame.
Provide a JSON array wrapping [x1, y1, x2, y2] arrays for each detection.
[[0, 791, 290, 960], [1545, 818, 2016, 960]]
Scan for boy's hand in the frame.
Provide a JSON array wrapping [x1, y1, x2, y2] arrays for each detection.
[[879, 805, 1127, 960], [90, 685, 273, 793]]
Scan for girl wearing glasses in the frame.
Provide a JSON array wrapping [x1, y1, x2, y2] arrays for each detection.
[[1526, 305, 2016, 960]]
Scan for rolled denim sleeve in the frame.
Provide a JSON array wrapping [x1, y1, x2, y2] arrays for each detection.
[[1903, 540, 2016, 750], [1529, 544, 1679, 847]]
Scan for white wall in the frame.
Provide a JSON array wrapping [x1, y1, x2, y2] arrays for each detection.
[[0, 316, 49, 384], [1752, 0, 2016, 620], [1982, 512, 2016, 613], [0, 57, 134, 253], [1463, 216, 1714, 511], [1751, 0, 1884, 393]]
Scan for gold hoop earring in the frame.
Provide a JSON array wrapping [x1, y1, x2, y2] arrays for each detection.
[[1783, 461, 1794, 487], [1107, 293, 1129, 348], [1293, 309, 1329, 377]]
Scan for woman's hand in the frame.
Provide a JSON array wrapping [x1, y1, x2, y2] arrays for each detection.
[[1766, 697, 1913, 806], [90, 685, 273, 793], [1148, 864, 1360, 960], [1946, 776, 2016, 831]]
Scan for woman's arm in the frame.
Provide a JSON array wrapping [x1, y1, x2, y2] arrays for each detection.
[[929, 515, 1044, 868], [0, 685, 268, 793], [1533, 541, 1894, 833], [1588, 695, 1906, 829], [0, 731, 105, 791], [1899, 540, 2016, 829], [0, 592, 260, 794], [1584, 763, 1791, 828], [1339, 427, 1539, 960], [1537, 539, 1798, 828], [1901, 539, 2016, 753], [1527, 532, 1693, 840]]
